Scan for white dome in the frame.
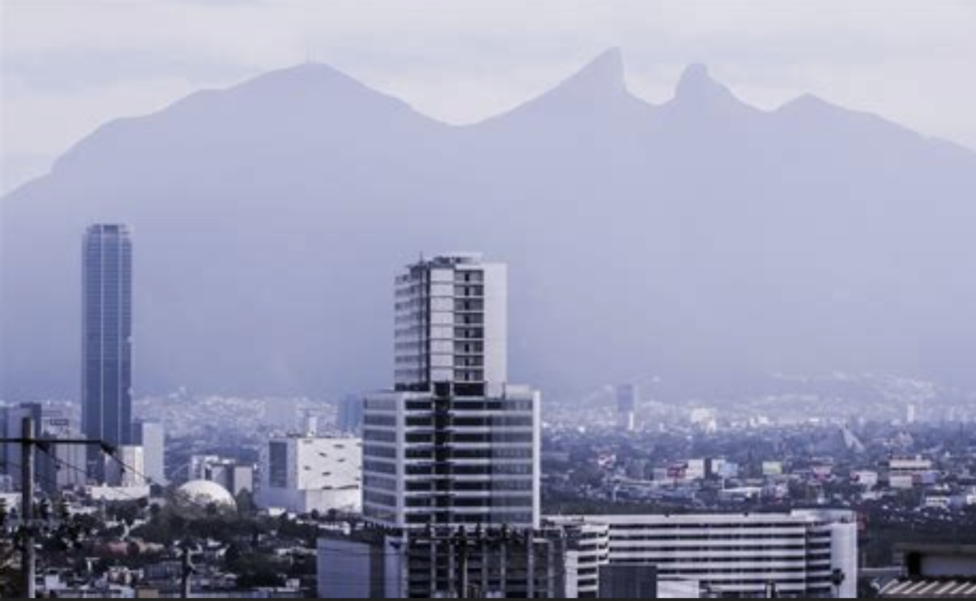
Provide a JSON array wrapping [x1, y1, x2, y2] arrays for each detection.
[[175, 480, 237, 510]]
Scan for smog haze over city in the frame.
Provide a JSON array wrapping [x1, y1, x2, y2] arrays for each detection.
[[2, 1, 976, 599]]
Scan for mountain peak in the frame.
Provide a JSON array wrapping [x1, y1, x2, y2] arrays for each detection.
[[240, 61, 370, 95], [674, 63, 737, 105], [556, 47, 627, 96]]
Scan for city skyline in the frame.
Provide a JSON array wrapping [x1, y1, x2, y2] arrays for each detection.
[[2, 2, 975, 598]]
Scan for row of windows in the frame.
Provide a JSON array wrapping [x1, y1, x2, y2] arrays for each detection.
[[612, 534, 813, 542], [364, 414, 397, 427], [364, 399, 397, 411], [363, 505, 396, 523], [364, 474, 397, 492], [404, 513, 534, 525], [405, 496, 534, 509], [402, 401, 534, 413], [454, 496, 534, 508], [364, 490, 397, 507], [406, 464, 533, 476], [610, 523, 817, 531], [405, 480, 534, 492], [365, 401, 534, 417], [451, 416, 535, 428], [454, 327, 484, 339], [447, 401, 534, 412], [449, 448, 534, 459], [647, 563, 822, 571], [363, 460, 397, 475], [452, 433, 535, 444], [404, 416, 534, 429], [611, 545, 814, 554], [364, 429, 397, 443], [364, 446, 397, 459]]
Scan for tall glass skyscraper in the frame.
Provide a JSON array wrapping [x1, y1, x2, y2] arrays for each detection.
[[82, 224, 134, 464]]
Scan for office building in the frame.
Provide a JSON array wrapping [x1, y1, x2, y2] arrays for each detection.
[[132, 420, 166, 486], [318, 526, 570, 599], [82, 224, 134, 478], [363, 254, 540, 530], [549, 510, 858, 598], [256, 435, 361, 514], [616, 384, 638, 432]]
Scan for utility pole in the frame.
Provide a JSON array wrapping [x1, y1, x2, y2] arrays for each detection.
[[180, 541, 194, 599], [21, 417, 36, 600], [0, 418, 111, 599]]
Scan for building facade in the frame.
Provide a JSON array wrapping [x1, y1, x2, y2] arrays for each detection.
[[82, 224, 134, 478], [550, 510, 858, 599], [105, 445, 145, 488], [364, 254, 540, 531], [132, 420, 166, 486], [318, 526, 570, 599], [188, 454, 254, 496], [256, 436, 362, 514], [363, 385, 540, 530], [393, 253, 508, 394]]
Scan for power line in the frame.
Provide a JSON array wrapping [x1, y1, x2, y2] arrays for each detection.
[[39, 452, 147, 505]]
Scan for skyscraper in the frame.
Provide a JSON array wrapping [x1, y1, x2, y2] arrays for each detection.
[[364, 254, 540, 530], [82, 224, 133, 475], [615, 384, 638, 432]]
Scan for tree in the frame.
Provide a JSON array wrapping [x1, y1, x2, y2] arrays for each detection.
[[235, 490, 256, 515], [224, 543, 242, 566]]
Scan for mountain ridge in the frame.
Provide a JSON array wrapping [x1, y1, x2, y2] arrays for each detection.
[[3, 50, 976, 400], [26, 54, 976, 189]]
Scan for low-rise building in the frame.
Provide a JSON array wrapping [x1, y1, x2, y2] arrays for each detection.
[[257, 436, 361, 515], [549, 510, 858, 598]]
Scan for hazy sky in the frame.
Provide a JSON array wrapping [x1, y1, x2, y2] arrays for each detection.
[[2, 0, 975, 193]]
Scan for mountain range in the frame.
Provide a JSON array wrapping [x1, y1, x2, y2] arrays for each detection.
[[3, 48, 976, 401]]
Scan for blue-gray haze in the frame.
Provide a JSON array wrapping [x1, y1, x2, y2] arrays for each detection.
[[3, 50, 976, 400]]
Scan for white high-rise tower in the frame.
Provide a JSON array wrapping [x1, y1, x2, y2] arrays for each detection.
[[364, 254, 540, 530], [394, 253, 508, 394]]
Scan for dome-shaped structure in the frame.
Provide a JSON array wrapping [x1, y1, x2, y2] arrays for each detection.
[[174, 480, 237, 513]]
